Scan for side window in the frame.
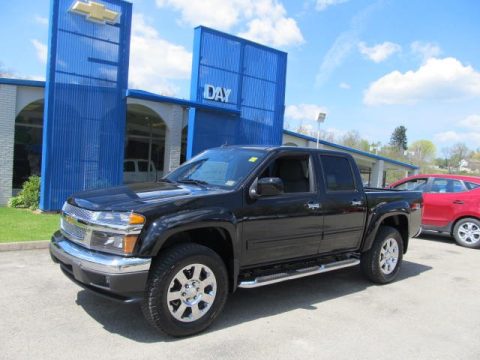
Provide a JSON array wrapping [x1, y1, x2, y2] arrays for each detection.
[[123, 161, 134, 172], [259, 155, 312, 193], [321, 155, 355, 191], [393, 178, 428, 191], [430, 178, 465, 193], [138, 161, 148, 172], [466, 182, 480, 190]]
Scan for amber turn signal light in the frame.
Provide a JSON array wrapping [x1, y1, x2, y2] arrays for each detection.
[[123, 235, 139, 254], [129, 213, 145, 225]]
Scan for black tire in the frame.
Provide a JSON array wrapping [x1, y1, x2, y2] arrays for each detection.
[[452, 218, 480, 249], [142, 243, 228, 337], [361, 226, 404, 284]]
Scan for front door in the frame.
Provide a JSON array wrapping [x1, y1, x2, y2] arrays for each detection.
[[241, 153, 323, 266]]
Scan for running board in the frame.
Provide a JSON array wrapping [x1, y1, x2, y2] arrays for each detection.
[[238, 258, 360, 289]]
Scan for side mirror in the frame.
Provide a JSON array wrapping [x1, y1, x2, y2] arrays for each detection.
[[250, 177, 284, 198]]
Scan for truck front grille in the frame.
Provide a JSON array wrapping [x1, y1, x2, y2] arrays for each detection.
[[60, 203, 92, 246], [62, 203, 96, 222], [60, 217, 87, 242]]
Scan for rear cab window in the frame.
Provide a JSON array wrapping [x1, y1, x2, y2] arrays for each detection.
[[320, 155, 356, 192]]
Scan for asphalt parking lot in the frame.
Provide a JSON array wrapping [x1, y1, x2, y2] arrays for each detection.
[[1, 234, 479, 360]]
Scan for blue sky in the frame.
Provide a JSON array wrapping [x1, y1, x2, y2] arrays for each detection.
[[1, 0, 480, 153]]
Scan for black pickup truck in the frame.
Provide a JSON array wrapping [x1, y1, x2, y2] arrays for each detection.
[[50, 146, 422, 336]]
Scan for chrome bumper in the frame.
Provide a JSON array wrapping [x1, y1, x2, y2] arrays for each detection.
[[50, 237, 151, 274]]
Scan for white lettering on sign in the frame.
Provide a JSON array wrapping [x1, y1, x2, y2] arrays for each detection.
[[203, 84, 231, 103]]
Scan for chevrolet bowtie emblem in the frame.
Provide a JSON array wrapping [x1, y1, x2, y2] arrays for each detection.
[[70, 1, 120, 24]]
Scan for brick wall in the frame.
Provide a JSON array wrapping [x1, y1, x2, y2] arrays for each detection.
[[0, 85, 16, 205]]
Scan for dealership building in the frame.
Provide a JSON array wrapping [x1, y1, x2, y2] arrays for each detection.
[[0, 0, 418, 210]]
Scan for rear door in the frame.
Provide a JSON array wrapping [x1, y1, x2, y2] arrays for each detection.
[[423, 177, 467, 227], [317, 154, 367, 253]]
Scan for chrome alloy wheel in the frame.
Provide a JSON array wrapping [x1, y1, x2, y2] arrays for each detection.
[[457, 222, 480, 245], [167, 263, 217, 323], [379, 238, 399, 275]]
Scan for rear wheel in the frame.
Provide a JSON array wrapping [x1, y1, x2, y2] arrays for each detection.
[[142, 243, 228, 337], [361, 226, 404, 284], [453, 218, 480, 249]]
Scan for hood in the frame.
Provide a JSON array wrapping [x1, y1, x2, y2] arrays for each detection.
[[68, 181, 226, 212]]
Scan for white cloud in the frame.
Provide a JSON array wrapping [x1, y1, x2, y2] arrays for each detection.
[[358, 41, 401, 63], [156, 0, 241, 30], [364, 57, 480, 105], [339, 82, 351, 89], [316, 0, 349, 11], [411, 41, 441, 62], [460, 114, 480, 131], [434, 131, 462, 143], [238, 10, 304, 47], [316, 1, 380, 86], [129, 14, 192, 96], [156, 0, 304, 47], [285, 104, 327, 121], [31, 39, 47, 65], [34, 15, 48, 25]]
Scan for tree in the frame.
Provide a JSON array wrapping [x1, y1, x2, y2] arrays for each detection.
[[409, 140, 436, 172], [389, 126, 408, 153], [450, 143, 471, 170], [340, 130, 370, 151]]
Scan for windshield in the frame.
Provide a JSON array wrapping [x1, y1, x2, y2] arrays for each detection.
[[165, 148, 267, 189]]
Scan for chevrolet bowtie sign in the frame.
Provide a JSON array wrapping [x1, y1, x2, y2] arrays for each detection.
[[70, 0, 120, 24]]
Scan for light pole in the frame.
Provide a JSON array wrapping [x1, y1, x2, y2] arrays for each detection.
[[316, 112, 326, 149]]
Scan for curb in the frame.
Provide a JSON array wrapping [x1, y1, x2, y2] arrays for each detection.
[[0, 240, 50, 252]]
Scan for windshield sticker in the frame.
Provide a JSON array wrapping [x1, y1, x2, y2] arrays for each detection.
[[225, 180, 236, 186], [248, 157, 258, 163]]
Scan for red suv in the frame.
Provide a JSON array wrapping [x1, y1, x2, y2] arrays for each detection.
[[390, 174, 480, 249]]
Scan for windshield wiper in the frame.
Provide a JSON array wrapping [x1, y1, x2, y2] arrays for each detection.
[[177, 178, 209, 187]]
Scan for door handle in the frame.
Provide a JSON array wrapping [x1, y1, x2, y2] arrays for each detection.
[[351, 200, 363, 206], [453, 200, 464, 205], [306, 202, 321, 210]]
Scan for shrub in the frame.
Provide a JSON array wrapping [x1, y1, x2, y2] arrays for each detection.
[[8, 176, 41, 210]]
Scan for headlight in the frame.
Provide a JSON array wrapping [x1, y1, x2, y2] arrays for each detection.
[[93, 211, 145, 227], [61, 203, 147, 255], [90, 231, 139, 255], [89, 212, 145, 255]]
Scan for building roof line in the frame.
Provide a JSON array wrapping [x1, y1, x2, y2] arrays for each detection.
[[0, 79, 240, 116], [0, 77, 45, 87], [283, 129, 419, 170], [126, 89, 241, 115]]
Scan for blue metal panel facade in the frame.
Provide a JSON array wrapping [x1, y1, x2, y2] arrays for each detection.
[[40, 0, 132, 210], [187, 27, 287, 158]]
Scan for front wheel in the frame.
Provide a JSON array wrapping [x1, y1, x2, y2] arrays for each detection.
[[453, 218, 480, 249], [361, 226, 404, 284], [142, 243, 228, 337]]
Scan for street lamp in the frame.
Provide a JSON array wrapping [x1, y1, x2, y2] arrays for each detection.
[[316, 112, 326, 149]]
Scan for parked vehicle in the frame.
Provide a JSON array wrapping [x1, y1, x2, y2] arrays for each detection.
[[50, 146, 422, 336], [390, 174, 480, 248], [123, 159, 162, 184]]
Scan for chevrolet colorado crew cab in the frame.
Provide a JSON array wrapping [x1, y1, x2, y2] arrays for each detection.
[[50, 146, 423, 337]]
